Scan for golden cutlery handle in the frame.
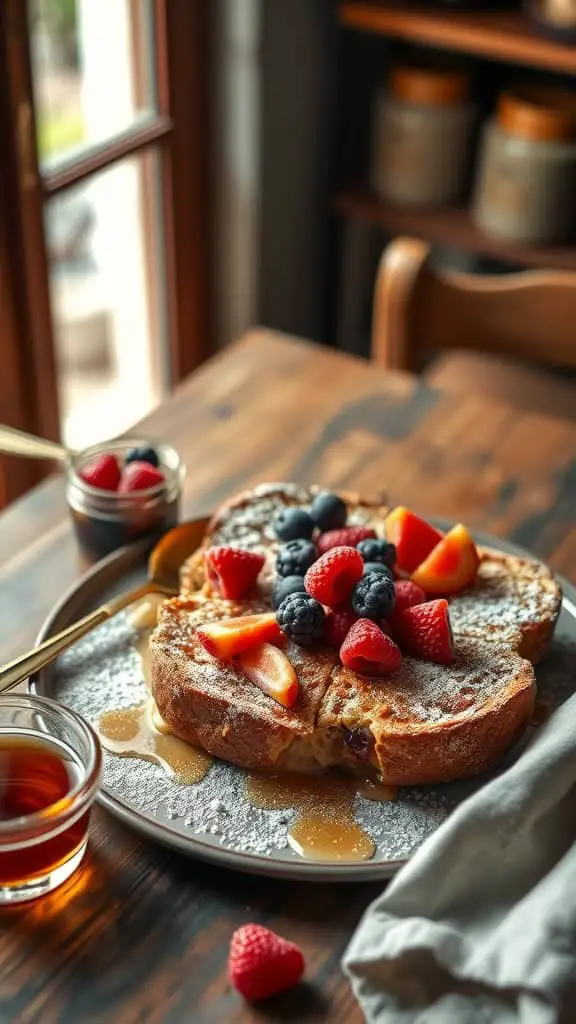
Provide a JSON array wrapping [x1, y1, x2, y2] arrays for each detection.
[[0, 424, 70, 462], [0, 583, 173, 693]]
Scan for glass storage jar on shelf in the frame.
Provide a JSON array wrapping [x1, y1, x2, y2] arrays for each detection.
[[472, 85, 576, 245], [371, 61, 476, 208]]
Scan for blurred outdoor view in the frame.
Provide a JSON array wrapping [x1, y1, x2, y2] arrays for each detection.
[[31, 0, 166, 448]]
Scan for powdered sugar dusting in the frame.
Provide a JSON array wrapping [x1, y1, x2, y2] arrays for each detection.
[[46, 604, 575, 871]]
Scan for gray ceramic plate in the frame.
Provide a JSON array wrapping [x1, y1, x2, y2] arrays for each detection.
[[30, 526, 576, 882]]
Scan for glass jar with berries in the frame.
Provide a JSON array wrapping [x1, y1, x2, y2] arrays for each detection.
[[66, 438, 184, 562]]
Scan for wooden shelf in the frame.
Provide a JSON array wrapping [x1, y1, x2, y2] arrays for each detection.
[[334, 186, 576, 271], [340, 4, 576, 75]]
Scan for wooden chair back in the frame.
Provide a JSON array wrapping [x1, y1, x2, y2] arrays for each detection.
[[371, 236, 576, 374]]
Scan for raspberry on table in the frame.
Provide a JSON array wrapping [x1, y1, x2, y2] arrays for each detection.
[[79, 453, 121, 491], [276, 592, 325, 646], [356, 537, 396, 569], [317, 525, 376, 555], [352, 571, 395, 621], [228, 923, 305, 1001], [340, 619, 402, 676], [273, 507, 315, 542], [276, 539, 317, 578], [272, 575, 306, 609], [310, 491, 347, 531], [204, 546, 265, 600], [324, 608, 358, 649], [304, 546, 364, 608]]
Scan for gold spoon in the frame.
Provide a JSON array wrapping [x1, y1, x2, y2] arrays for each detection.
[[0, 424, 71, 462], [0, 517, 209, 692]]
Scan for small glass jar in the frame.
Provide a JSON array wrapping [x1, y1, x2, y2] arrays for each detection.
[[371, 62, 476, 208], [0, 694, 101, 904], [472, 86, 576, 244], [66, 438, 184, 562]]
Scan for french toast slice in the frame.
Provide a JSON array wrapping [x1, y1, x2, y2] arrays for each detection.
[[150, 596, 536, 783]]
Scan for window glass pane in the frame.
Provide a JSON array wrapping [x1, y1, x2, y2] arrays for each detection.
[[46, 151, 168, 448], [30, 0, 157, 170]]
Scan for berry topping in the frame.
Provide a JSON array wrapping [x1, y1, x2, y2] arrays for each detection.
[[309, 491, 347, 531], [356, 537, 396, 569], [324, 608, 358, 649], [386, 580, 426, 636], [273, 507, 315, 542], [343, 725, 374, 761], [304, 546, 364, 608], [276, 539, 317, 578], [118, 461, 165, 493], [236, 643, 299, 708], [340, 619, 402, 677], [276, 593, 326, 646], [197, 613, 282, 660], [351, 571, 395, 621], [79, 453, 121, 491], [228, 923, 305, 1001], [317, 525, 376, 555], [272, 575, 306, 609], [394, 598, 454, 665], [362, 561, 394, 579], [204, 546, 265, 600], [385, 507, 444, 575], [411, 524, 479, 595], [125, 444, 160, 468]]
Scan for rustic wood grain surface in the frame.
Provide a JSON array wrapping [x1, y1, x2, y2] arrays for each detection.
[[0, 330, 575, 1024]]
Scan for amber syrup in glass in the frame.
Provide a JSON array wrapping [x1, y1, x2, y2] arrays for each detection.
[[0, 734, 88, 885]]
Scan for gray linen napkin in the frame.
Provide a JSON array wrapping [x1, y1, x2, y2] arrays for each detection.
[[344, 694, 576, 1024]]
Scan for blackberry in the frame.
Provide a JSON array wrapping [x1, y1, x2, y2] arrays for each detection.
[[276, 593, 325, 646], [272, 574, 306, 609], [125, 445, 159, 468], [356, 537, 396, 569], [362, 561, 394, 580], [352, 571, 395, 621], [310, 491, 347, 532], [273, 507, 315, 542], [276, 539, 317, 578]]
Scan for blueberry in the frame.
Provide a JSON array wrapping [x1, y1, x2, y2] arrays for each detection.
[[310, 491, 347, 532], [273, 507, 315, 542], [362, 561, 394, 580], [357, 538, 396, 569], [126, 445, 159, 468], [276, 539, 317, 578], [343, 726, 374, 761], [272, 575, 306, 609], [352, 571, 395, 621], [276, 592, 325, 646]]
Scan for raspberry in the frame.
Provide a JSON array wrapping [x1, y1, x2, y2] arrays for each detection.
[[272, 575, 306, 609], [273, 507, 315, 542], [204, 546, 265, 600], [79, 453, 121, 491], [317, 526, 376, 555], [276, 593, 325, 646], [228, 923, 305, 1001], [304, 546, 363, 608], [356, 537, 396, 569], [125, 445, 159, 468], [276, 539, 317, 578], [394, 599, 455, 665], [324, 608, 358, 649], [386, 580, 427, 637], [351, 572, 395, 621], [310, 491, 347, 531], [118, 461, 165, 493], [340, 619, 402, 676]]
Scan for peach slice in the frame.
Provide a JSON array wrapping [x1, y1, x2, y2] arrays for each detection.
[[236, 643, 299, 708], [197, 614, 282, 660], [385, 507, 444, 575], [411, 524, 479, 595]]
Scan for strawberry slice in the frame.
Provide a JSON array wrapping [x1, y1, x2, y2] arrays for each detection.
[[386, 580, 426, 637], [197, 613, 282, 659], [411, 524, 479, 595], [204, 546, 265, 599], [385, 507, 444, 575], [236, 643, 299, 708], [394, 599, 455, 665]]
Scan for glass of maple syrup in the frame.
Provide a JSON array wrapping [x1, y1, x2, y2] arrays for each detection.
[[0, 695, 101, 903]]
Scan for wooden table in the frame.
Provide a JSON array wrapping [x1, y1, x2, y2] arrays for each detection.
[[0, 331, 575, 1023]]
